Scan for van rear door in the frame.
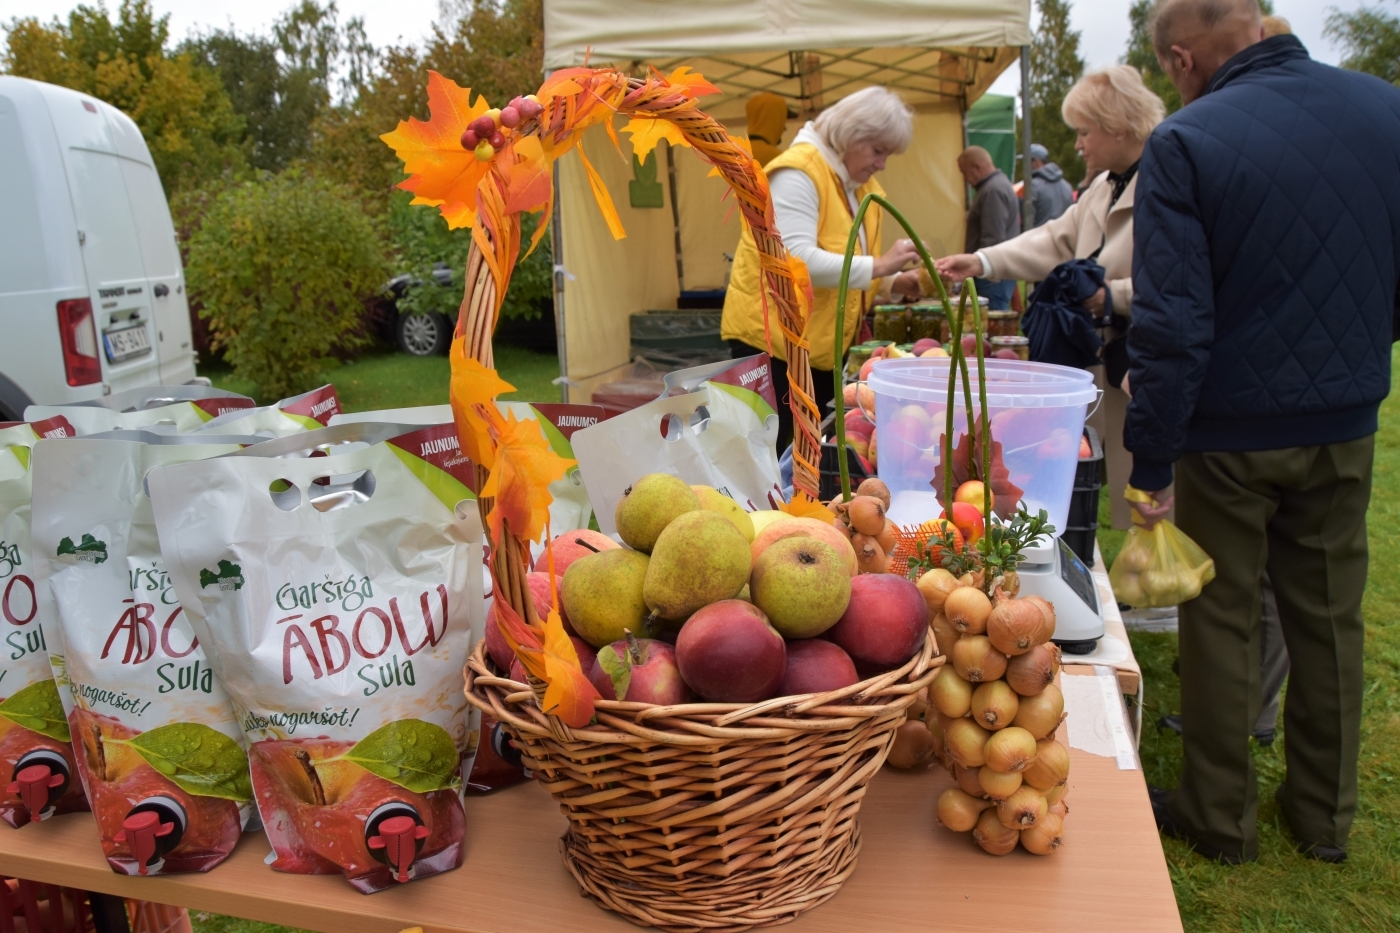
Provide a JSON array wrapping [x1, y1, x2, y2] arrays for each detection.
[[44, 92, 161, 393]]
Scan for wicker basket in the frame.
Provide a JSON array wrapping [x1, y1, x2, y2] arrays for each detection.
[[464, 631, 941, 933]]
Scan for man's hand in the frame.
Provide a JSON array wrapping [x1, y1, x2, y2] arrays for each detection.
[[1130, 488, 1174, 530], [872, 238, 922, 278], [1083, 287, 1106, 315], [934, 253, 982, 284]]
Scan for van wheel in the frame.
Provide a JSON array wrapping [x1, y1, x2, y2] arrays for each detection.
[[396, 312, 452, 356]]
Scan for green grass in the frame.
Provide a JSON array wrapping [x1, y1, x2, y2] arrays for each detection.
[[191, 346, 1400, 932]]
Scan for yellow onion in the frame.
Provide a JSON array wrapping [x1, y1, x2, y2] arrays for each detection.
[[1023, 738, 1070, 790], [925, 715, 947, 767], [1117, 543, 1151, 573], [945, 586, 992, 634], [984, 726, 1038, 773], [987, 595, 1056, 656], [876, 518, 898, 555], [917, 569, 960, 615], [952, 635, 1008, 683], [937, 787, 993, 832], [1048, 795, 1069, 817], [954, 763, 985, 797], [1011, 682, 1065, 740], [970, 680, 1020, 730], [1020, 811, 1064, 855], [997, 784, 1048, 829], [930, 612, 960, 656], [1141, 568, 1178, 600], [847, 495, 887, 535], [887, 720, 937, 769], [945, 717, 992, 768], [977, 766, 1023, 800], [855, 476, 891, 509], [1006, 642, 1061, 696], [930, 664, 973, 718], [973, 807, 1019, 856], [1114, 572, 1147, 606]]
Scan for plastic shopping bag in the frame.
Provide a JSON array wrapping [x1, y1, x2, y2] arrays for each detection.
[[24, 386, 254, 435], [1109, 516, 1216, 609], [193, 385, 341, 437]]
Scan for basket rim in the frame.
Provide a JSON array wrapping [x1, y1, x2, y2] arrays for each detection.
[[465, 629, 943, 747]]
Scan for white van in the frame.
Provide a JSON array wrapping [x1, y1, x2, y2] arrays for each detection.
[[0, 76, 197, 421]]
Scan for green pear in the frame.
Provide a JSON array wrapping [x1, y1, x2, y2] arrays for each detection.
[[750, 536, 852, 638], [643, 510, 751, 621], [561, 549, 651, 648], [614, 473, 700, 552], [692, 485, 756, 542]]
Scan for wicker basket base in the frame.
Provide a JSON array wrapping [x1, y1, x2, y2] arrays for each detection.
[[562, 823, 861, 933]]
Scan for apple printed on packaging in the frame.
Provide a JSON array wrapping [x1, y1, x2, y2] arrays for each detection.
[[149, 423, 484, 893], [30, 437, 259, 875]]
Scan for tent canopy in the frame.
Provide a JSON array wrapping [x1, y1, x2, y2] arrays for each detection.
[[541, 0, 1031, 398]]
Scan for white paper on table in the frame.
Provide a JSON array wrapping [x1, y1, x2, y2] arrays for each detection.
[[1063, 667, 1139, 770]]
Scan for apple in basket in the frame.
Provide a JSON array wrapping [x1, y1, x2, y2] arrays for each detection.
[[589, 634, 693, 705], [825, 574, 929, 677], [778, 639, 860, 696], [534, 529, 619, 576], [675, 600, 787, 703]]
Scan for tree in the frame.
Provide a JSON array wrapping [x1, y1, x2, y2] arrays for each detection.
[[1028, 0, 1085, 185], [185, 170, 389, 397], [1326, 2, 1400, 86], [1, 1, 245, 190]]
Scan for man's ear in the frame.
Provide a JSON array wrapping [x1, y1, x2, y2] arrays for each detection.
[[1168, 44, 1194, 78]]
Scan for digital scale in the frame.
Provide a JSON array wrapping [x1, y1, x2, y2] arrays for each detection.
[[1014, 535, 1105, 655]]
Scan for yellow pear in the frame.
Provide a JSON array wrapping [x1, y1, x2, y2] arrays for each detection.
[[614, 473, 699, 552], [691, 485, 756, 541], [643, 511, 751, 621], [749, 510, 787, 535]]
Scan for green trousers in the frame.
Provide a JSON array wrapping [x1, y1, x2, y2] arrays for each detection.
[[1171, 437, 1372, 858]]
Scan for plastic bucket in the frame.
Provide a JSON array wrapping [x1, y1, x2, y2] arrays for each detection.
[[865, 358, 1098, 532]]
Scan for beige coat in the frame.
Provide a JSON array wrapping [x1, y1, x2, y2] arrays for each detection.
[[979, 171, 1137, 316]]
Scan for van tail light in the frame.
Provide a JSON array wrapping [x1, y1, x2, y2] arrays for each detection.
[[57, 299, 101, 386]]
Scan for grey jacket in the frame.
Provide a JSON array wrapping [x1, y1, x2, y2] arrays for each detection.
[[966, 169, 1021, 252], [1031, 162, 1075, 227]]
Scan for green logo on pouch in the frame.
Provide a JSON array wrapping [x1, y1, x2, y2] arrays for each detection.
[[57, 534, 107, 564], [200, 559, 244, 591]]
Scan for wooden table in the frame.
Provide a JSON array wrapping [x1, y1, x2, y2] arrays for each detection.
[[0, 737, 1181, 933]]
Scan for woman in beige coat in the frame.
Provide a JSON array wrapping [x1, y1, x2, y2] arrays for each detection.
[[936, 65, 1165, 529]]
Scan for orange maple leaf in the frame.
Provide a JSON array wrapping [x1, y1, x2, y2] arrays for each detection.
[[480, 411, 576, 545], [541, 607, 598, 727], [492, 582, 546, 680], [449, 346, 515, 470], [664, 66, 720, 99], [622, 116, 688, 163], [381, 71, 492, 230], [778, 492, 835, 523], [503, 136, 553, 215]]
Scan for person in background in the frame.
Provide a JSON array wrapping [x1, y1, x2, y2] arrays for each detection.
[[937, 66, 1165, 529], [1261, 14, 1291, 37], [1029, 142, 1074, 227], [957, 146, 1020, 309], [1128, 0, 1400, 865], [722, 86, 922, 453], [746, 92, 789, 167]]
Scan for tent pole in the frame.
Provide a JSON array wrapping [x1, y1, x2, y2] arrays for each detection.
[[1019, 45, 1035, 232], [550, 160, 570, 403], [665, 140, 685, 294]]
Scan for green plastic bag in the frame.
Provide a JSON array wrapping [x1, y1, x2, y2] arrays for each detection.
[[1109, 520, 1217, 609]]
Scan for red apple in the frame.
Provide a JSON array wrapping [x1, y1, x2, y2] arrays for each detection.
[[571, 636, 597, 676], [1078, 435, 1093, 459], [826, 575, 929, 674], [486, 572, 571, 669], [947, 501, 985, 545], [960, 334, 992, 358], [859, 358, 876, 381], [911, 338, 938, 356], [675, 600, 787, 703], [535, 529, 619, 576], [954, 480, 993, 516], [993, 348, 1020, 360], [778, 640, 860, 696], [589, 634, 692, 705]]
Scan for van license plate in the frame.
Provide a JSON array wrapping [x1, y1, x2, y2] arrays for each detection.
[[103, 322, 152, 363]]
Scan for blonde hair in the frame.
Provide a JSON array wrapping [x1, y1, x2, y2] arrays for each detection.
[[814, 86, 914, 156], [1262, 14, 1291, 37], [1062, 65, 1167, 144]]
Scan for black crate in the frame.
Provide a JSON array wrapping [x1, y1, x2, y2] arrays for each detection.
[[1063, 525, 1097, 567], [1076, 425, 1105, 487], [1068, 486, 1101, 528]]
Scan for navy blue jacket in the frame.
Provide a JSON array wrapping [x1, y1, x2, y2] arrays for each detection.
[[1125, 36, 1400, 490]]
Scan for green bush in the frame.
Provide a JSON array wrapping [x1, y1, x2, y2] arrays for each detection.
[[186, 169, 389, 397], [386, 190, 553, 323]]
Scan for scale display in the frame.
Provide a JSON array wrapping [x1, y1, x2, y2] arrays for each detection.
[[1058, 539, 1099, 614]]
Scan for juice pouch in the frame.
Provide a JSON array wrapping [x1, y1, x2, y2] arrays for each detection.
[[149, 422, 483, 893], [24, 386, 255, 435], [30, 435, 261, 874], [193, 386, 341, 438], [0, 421, 88, 827]]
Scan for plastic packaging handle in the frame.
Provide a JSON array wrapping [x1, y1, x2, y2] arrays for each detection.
[[6, 764, 64, 818], [115, 810, 175, 875], [367, 815, 430, 883], [1085, 387, 1105, 420]]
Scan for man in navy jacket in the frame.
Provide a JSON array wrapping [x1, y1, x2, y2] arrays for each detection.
[[1127, 0, 1400, 864]]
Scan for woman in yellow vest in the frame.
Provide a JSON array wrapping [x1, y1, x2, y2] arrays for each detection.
[[723, 86, 923, 452]]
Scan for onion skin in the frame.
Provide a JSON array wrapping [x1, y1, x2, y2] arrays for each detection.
[[970, 679, 1020, 730], [1048, 795, 1069, 817], [997, 784, 1048, 829], [978, 765, 1023, 800], [931, 612, 960, 656], [1011, 681, 1065, 740], [954, 763, 985, 797], [847, 495, 887, 535], [945, 586, 992, 634], [926, 715, 947, 768], [1023, 738, 1071, 790], [984, 726, 1038, 773], [1006, 642, 1061, 696], [930, 665, 973, 718], [887, 720, 937, 769], [945, 717, 992, 768], [973, 806, 1020, 856], [918, 569, 960, 615], [951, 635, 1009, 682], [937, 787, 993, 832], [876, 519, 898, 555], [855, 477, 891, 509], [987, 595, 1056, 656], [1020, 811, 1064, 855]]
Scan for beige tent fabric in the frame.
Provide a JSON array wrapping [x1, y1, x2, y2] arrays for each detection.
[[543, 0, 1033, 69]]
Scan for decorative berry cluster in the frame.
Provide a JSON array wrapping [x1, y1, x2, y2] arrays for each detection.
[[460, 95, 545, 161]]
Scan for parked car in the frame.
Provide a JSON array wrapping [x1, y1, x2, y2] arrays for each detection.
[[385, 263, 455, 356], [0, 76, 198, 420]]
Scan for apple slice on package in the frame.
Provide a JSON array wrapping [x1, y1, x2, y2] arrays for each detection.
[[193, 385, 341, 438], [573, 353, 783, 534], [24, 386, 255, 435], [149, 421, 482, 893], [30, 433, 263, 874]]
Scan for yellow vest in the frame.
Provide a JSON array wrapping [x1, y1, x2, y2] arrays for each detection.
[[721, 144, 884, 371]]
